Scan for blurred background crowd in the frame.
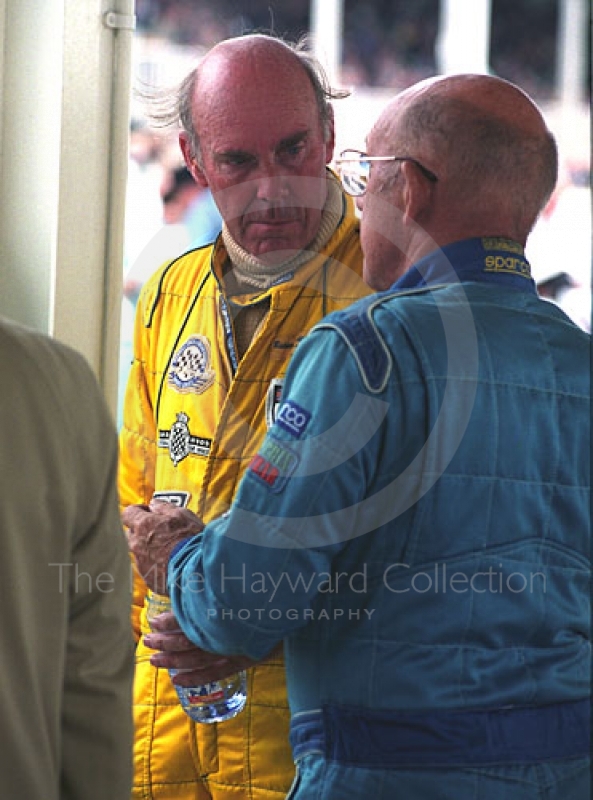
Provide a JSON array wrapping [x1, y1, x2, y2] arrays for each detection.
[[134, 0, 563, 96], [119, 0, 591, 421]]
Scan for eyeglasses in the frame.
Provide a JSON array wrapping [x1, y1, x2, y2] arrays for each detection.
[[334, 149, 438, 197]]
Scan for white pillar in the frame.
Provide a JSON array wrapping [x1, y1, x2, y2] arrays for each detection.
[[310, 0, 344, 86], [556, 0, 588, 107], [0, 0, 134, 415], [0, 0, 64, 334], [436, 0, 492, 75]]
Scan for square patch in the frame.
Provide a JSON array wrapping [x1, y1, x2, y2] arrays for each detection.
[[275, 400, 311, 439], [248, 437, 299, 493]]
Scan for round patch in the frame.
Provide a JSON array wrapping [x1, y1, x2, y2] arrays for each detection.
[[168, 335, 215, 394]]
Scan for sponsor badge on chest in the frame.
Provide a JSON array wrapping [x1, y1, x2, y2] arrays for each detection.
[[168, 335, 215, 394]]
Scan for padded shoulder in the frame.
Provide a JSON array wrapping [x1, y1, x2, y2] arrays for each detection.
[[314, 293, 393, 393], [141, 246, 213, 329], [315, 285, 441, 393]]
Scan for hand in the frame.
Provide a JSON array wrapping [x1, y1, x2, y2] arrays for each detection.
[[124, 500, 205, 595], [144, 610, 269, 684]]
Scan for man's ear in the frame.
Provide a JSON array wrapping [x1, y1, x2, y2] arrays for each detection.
[[400, 160, 433, 225], [324, 106, 336, 164], [179, 132, 208, 188]]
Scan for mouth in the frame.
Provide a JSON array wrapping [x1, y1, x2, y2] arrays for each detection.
[[244, 208, 303, 226]]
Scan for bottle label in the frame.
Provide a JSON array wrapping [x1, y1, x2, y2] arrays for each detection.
[[146, 593, 171, 619], [147, 593, 247, 721], [185, 681, 226, 705]]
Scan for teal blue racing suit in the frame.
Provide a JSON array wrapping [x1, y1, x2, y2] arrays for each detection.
[[168, 238, 591, 799]]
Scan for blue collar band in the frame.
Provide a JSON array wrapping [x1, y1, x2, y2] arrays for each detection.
[[393, 237, 537, 294]]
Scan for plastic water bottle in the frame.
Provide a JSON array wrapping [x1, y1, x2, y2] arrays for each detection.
[[146, 591, 247, 724]]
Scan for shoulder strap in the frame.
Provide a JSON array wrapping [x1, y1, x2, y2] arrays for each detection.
[[315, 294, 392, 393], [315, 284, 448, 393]]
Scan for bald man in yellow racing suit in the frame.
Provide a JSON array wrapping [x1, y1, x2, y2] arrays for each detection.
[[119, 172, 367, 798]]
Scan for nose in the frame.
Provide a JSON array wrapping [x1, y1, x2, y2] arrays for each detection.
[[253, 161, 290, 203]]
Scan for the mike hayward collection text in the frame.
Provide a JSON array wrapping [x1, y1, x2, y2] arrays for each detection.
[[49, 560, 547, 598]]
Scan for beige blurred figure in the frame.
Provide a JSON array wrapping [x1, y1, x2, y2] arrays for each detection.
[[0, 316, 134, 800]]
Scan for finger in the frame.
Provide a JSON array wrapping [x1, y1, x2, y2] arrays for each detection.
[[172, 659, 239, 684], [148, 498, 171, 512], [170, 667, 220, 685], [149, 651, 190, 670], [148, 610, 182, 632], [148, 500, 206, 531], [166, 659, 237, 684], [122, 503, 151, 528], [148, 498, 189, 517], [144, 632, 192, 653], [149, 649, 226, 671]]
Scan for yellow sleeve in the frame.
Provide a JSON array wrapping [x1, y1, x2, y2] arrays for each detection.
[[118, 284, 158, 641]]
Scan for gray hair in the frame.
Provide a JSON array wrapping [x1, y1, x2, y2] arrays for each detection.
[[141, 34, 349, 163]]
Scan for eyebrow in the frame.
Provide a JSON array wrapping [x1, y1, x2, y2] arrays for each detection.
[[276, 131, 309, 151], [213, 130, 311, 164], [214, 148, 254, 161]]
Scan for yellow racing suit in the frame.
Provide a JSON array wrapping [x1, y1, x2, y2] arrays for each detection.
[[119, 190, 368, 800]]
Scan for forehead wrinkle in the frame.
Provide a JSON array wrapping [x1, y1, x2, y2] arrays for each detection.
[[198, 91, 319, 159], [196, 40, 314, 111]]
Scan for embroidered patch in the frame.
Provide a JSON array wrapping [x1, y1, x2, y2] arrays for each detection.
[[482, 237, 523, 255], [272, 336, 304, 350], [168, 336, 215, 394], [276, 400, 311, 439], [152, 491, 190, 508], [483, 254, 531, 278], [265, 378, 284, 429], [158, 412, 212, 466], [248, 436, 299, 493]]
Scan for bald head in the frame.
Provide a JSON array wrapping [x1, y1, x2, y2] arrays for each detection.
[[373, 73, 558, 242], [402, 73, 550, 134], [199, 33, 304, 78]]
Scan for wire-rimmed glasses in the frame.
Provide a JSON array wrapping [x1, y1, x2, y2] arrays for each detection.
[[334, 149, 438, 197]]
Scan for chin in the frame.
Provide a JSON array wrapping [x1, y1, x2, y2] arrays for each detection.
[[363, 268, 390, 292], [255, 246, 302, 267]]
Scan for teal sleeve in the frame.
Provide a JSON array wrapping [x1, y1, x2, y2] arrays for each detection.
[[168, 327, 389, 658]]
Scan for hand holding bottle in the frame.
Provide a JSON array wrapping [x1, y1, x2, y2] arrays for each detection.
[[145, 608, 258, 685], [145, 592, 247, 723]]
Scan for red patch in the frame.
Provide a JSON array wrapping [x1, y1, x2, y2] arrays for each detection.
[[249, 454, 280, 487]]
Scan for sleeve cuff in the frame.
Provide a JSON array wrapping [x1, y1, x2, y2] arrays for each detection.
[[168, 536, 194, 562]]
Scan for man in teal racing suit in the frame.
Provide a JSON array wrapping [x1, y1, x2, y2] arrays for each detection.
[[126, 73, 590, 800]]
